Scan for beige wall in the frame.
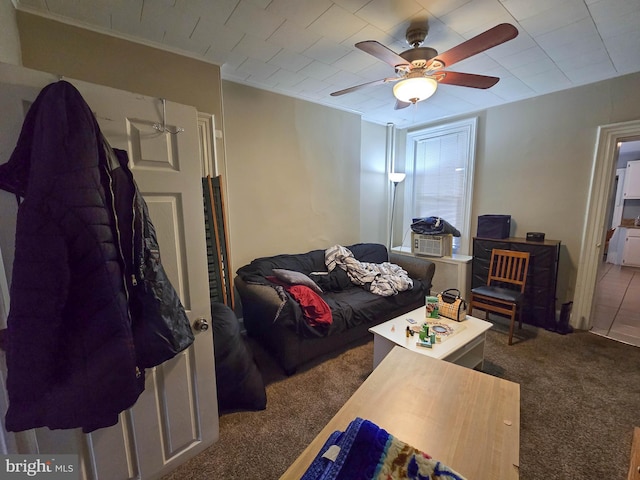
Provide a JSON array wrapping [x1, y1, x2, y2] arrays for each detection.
[[17, 12, 223, 120], [221, 81, 362, 271], [464, 71, 640, 305], [360, 121, 389, 244], [16, 11, 229, 241], [0, 0, 21, 65], [15, 11, 366, 285], [16, 9, 640, 309]]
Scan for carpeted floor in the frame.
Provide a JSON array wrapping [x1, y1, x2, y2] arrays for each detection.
[[163, 320, 640, 480]]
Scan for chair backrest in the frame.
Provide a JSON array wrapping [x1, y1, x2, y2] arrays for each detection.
[[487, 249, 530, 293]]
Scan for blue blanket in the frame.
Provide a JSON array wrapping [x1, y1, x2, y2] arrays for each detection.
[[411, 217, 461, 237], [301, 417, 466, 480]]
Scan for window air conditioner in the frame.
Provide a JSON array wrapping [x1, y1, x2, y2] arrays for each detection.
[[411, 233, 453, 257]]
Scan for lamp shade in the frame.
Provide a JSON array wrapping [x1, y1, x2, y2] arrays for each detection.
[[393, 77, 438, 104], [389, 172, 406, 184]]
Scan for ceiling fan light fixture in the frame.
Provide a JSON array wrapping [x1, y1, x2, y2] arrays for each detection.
[[392, 77, 438, 104]]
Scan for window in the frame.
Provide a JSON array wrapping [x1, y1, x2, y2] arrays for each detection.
[[402, 118, 477, 255]]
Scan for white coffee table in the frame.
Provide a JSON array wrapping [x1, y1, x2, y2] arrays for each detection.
[[368, 306, 492, 370]]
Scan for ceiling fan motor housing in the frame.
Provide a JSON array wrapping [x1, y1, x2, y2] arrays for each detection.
[[406, 25, 428, 47]]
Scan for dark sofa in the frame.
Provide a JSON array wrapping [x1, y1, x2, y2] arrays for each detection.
[[234, 243, 435, 374]]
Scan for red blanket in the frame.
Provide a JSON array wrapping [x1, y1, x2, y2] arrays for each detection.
[[267, 277, 333, 326]]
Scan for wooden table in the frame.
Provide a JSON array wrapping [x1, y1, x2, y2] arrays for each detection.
[[629, 427, 640, 480], [281, 346, 520, 480], [369, 306, 492, 370]]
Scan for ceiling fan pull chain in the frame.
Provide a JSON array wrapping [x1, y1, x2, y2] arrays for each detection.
[[153, 98, 185, 135]]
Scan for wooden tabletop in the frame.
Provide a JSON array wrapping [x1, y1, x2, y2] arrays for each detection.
[[629, 427, 640, 480], [281, 346, 520, 480]]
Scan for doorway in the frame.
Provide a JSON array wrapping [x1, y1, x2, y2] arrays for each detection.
[[572, 119, 640, 339], [591, 139, 640, 346]]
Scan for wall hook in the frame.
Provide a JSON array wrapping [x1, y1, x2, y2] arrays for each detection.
[[153, 98, 184, 135]]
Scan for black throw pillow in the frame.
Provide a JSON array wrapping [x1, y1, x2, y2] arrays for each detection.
[[310, 268, 352, 292], [211, 302, 266, 412]]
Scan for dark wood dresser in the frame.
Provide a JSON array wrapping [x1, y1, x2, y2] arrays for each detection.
[[472, 237, 561, 330]]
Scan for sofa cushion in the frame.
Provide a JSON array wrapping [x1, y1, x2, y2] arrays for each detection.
[[236, 243, 390, 284], [211, 302, 266, 412], [272, 268, 323, 294], [237, 249, 326, 281], [309, 268, 352, 292], [346, 243, 389, 264], [321, 283, 427, 334]]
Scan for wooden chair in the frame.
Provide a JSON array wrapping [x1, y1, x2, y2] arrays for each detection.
[[470, 249, 530, 345]]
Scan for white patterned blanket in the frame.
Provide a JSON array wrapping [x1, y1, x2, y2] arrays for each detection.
[[325, 245, 413, 297]]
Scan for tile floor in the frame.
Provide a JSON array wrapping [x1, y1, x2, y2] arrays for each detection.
[[590, 262, 640, 347]]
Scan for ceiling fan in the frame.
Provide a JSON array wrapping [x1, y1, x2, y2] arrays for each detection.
[[331, 22, 518, 110]]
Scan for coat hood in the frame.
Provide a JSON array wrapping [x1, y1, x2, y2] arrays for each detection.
[[0, 80, 100, 198]]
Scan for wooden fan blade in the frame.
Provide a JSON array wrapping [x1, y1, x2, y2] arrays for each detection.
[[428, 23, 518, 69], [331, 78, 386, 96], [437, 71, 500, 89], [394, 100, 412, 110], [356, 41, 411, 68]]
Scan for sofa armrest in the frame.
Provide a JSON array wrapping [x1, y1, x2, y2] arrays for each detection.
[[234, 277, 283, 329], [389, 252, 436, 293]]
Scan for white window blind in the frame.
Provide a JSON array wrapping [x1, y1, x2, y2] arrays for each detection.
[[404, 118, 476, 255], [414, 133, 466, 230]]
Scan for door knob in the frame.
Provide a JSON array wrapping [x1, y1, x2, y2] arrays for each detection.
[[194, 317, 209, 331]]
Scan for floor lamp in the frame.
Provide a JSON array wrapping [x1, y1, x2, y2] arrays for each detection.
[[388, 172, 406, 250]]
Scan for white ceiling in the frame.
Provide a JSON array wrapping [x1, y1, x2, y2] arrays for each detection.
[[14, 0, 640, 128]]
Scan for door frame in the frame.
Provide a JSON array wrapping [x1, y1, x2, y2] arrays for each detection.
[[573, 119, 640, 330]]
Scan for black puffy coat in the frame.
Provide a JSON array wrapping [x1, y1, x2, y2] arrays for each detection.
[[109, 147, 194, 370], [0, 81, 192, 433]]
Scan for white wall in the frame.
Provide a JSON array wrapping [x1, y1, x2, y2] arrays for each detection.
[[0, 0, 21, 66]]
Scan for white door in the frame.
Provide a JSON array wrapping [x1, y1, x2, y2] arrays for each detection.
[[0, 63, 218, 479]]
